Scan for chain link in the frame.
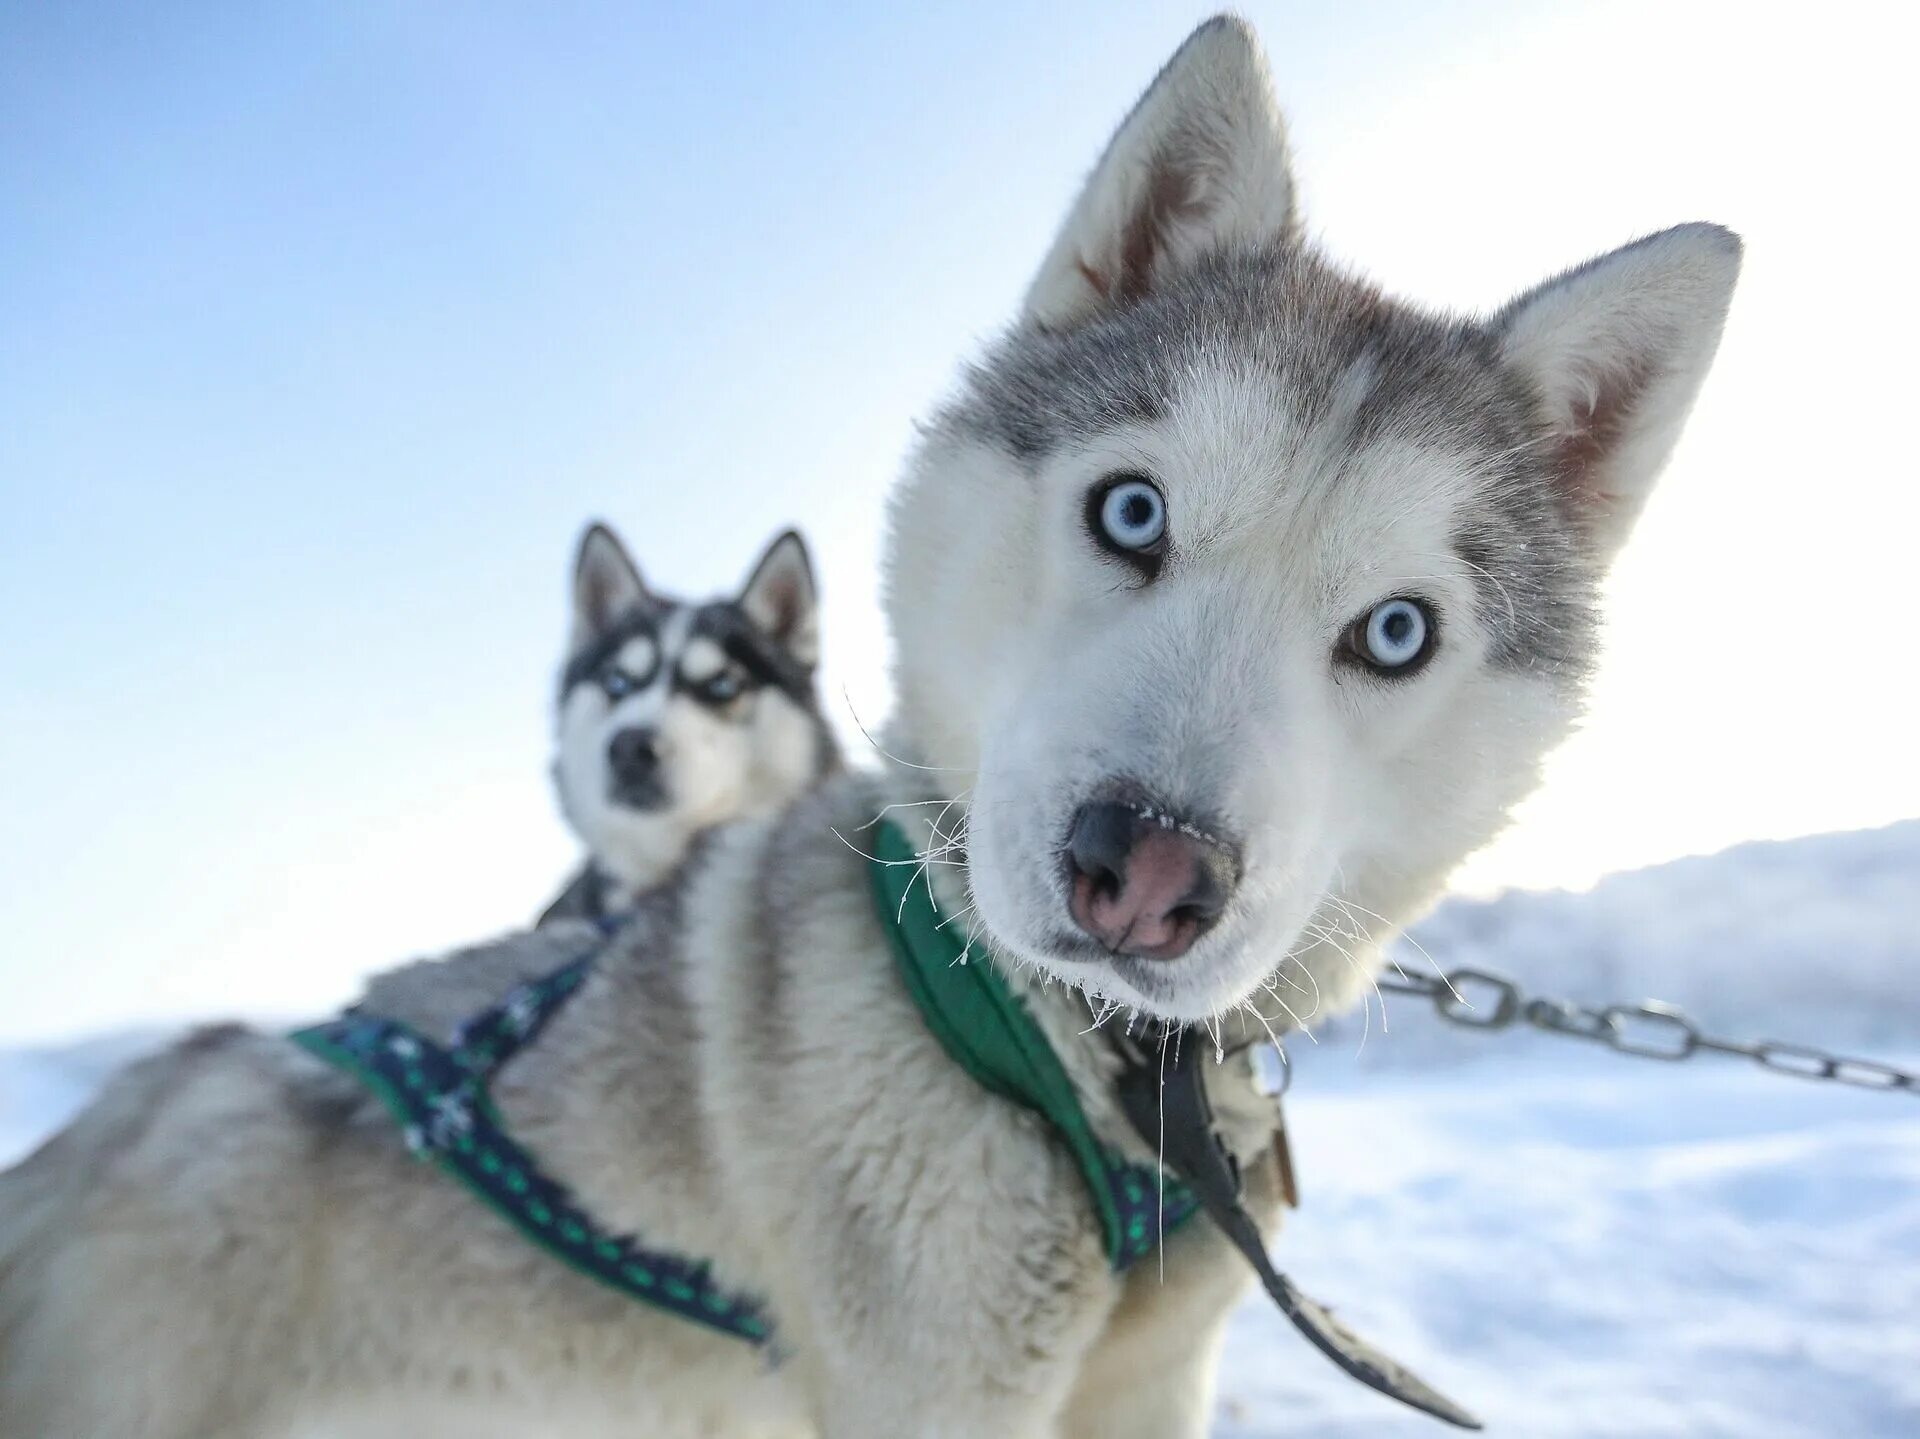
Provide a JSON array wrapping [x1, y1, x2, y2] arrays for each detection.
[[1376, 967, 1918, 1094]]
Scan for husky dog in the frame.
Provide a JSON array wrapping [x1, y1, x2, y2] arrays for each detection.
[[0, 18, 1739, 1438], [541, 522, 838, 924]]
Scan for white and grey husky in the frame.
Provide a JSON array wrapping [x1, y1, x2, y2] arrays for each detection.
[[540, 522, 837, 924], [0, 18, 1739, 1438]]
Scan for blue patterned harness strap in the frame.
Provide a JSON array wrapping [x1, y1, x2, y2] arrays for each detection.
[[289, 925, 772, 1345]]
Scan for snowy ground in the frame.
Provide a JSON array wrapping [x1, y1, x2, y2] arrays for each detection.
[[4, 824, 1916, 1437], [1219, 821, 1920, 1437]]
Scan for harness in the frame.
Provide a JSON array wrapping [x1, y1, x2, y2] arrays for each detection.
[[293, 819, 1478, 1428], [869, 819, 1201, 1266], [290, 919, 771, 1342], [536, 863, 615, 928], [291, 822, 1192, 1344]]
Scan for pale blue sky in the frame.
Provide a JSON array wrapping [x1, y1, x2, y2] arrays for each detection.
[[3, 1, 1913, 1042]]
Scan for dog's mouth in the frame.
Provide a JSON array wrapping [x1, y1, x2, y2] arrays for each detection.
[[607, 777, 671, 812], [1035, 928, 1124, 965], [1028, 924, 1238, 1017]]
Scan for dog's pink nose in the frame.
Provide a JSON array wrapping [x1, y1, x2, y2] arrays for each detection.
[[1065, 801, 1239, 960]]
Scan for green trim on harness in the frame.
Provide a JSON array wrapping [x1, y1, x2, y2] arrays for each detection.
[[869, 820, 1198, 1268]]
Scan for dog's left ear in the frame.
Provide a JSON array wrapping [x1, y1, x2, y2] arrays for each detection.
[[737, 530, 820, 668], [573, 522, 651, 649], [1495, 223, 1742, 564], [1023, 16, 1297, 332]]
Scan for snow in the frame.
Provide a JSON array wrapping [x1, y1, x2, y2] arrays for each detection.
[[4, 823, 1916, 1436], [1219, 820, 1920, 1437], [1217, 1048, 1920, 1437]]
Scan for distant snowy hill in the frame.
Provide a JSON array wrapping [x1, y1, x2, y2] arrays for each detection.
[[0, 1027, 171, 1167], [1365, 818, 1920, 1063], [4, 823, 1916, 1436]]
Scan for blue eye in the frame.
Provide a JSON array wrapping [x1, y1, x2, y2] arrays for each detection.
[[1352, 598, 1434, 672], [600, 669, 636, 698], [1095, 477, 1167, 552], [701, 672, 743, 703]]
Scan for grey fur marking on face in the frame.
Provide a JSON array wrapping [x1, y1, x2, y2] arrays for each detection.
[[943, 243, 1600, 683]]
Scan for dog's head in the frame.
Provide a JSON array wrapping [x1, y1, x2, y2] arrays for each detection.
[[554, 523, 834, 894], [884, 17, 1739, 1024]]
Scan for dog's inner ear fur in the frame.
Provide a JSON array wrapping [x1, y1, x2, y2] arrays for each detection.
[[1494, 224, 1742, 563], [737, 531, 820, 667], [1022, 17, 1297, 332], [573, 523, 649, 647]]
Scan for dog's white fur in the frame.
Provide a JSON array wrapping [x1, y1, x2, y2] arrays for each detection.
[[0, 17, 1738, 1437]]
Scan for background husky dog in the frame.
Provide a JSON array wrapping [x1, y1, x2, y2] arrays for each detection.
[[541, 523, 838, 923], [0, 17, 1738, 1438]]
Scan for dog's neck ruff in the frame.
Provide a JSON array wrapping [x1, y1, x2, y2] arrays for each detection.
[[869, 819, 1199, 1267]]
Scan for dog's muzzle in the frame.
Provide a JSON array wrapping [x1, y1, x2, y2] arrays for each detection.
[[1063, 800, 1240, 960], [606, 727, 669, 810]]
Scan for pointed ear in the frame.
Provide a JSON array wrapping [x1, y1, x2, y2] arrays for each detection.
[[1495, 223, 1741, 562], [737, 529, 819, 667], [1022, 16, 1296, 332], [572, 522, 649, 648]]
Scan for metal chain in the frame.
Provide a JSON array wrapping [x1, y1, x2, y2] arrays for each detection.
[[1376, 965, 1918, 1094]]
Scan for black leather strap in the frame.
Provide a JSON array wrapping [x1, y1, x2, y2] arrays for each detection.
[[1111, 1027, 1482, 1430]]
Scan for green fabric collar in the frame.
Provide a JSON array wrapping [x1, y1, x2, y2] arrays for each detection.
[[867, 818, 1196, 1268]]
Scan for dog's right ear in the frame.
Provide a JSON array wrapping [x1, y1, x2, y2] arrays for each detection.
[[736, 529, 820, 669], [1494, 224, 1742, 564], [1022, 16, 1297, 332], [572, 522, 649, 648]]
